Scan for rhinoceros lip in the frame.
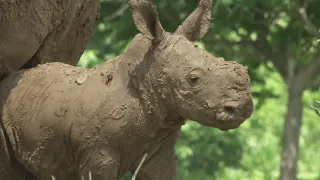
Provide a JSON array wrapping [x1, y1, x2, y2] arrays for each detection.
[[209, 114, 245, 131], [213, 121, 241, 131], [216, 111, 235, 121]]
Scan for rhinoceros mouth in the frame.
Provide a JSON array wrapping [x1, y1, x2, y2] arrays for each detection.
[[216, 111, 235, 121], [198, 110, 246, 130], [214, 119, 244, 131]]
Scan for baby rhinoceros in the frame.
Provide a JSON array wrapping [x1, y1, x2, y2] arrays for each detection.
[[0, 0, 253, 179]]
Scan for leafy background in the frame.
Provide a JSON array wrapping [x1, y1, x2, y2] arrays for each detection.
[[78, 0, 320, 179]]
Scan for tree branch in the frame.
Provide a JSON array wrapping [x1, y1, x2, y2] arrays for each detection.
[[203, 35, 269, 63], [296, 50, 320, 91], [250, 32, 288, 80], [203, 37, 264, 62], [104, 3, 129, 22], [295, 0, 320, 37], [204, 32, 289, 81]]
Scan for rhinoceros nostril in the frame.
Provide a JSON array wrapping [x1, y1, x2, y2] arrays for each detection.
[[223, 106, 236, 115]]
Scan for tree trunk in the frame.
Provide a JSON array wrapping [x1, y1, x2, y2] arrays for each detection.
[[280, 83, 303, 180]]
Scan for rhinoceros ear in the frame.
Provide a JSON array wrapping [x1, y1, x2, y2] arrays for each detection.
[[174, 0, 212, 41], [129, 0, 165, 41]]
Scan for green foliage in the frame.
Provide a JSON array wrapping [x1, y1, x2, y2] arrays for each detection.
[[311, 100, 320, 116]]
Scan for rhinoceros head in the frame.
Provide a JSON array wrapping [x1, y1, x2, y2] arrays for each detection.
[[128, 0, 253, 131]]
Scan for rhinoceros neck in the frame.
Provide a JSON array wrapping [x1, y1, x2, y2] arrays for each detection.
[[89, 33, 183, 130], [118, 35, 182, 130]]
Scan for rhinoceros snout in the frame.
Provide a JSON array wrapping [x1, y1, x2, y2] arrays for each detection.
[[213, 97, 253, 131]]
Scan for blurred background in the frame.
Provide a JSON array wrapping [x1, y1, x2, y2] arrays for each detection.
[[78, 0, 320, 179]]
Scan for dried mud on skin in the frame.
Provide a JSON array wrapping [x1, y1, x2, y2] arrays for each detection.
[[0, 0, 253, 179], [0, 0, 100, 80]]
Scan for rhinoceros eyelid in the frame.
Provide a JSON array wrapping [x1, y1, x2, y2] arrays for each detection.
[[187, 68, 205, 75], [189, 68, 205, 77], [186, 69, 204, 90]]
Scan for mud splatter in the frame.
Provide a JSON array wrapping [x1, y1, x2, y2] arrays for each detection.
[[54, 106, 68, 117], [110, 108, 124, 120], [101, 71, 113, 85], [75, 74, 88, 85]]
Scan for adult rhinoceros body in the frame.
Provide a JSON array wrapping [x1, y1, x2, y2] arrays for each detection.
[[0, 0, 100, 80]]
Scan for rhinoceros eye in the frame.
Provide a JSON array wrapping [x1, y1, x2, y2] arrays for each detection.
[[187, 70, 203, 88], [188, 75, 200, 86]]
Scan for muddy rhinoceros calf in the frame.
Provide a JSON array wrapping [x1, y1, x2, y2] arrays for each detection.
[[0, 0, 254, 179]]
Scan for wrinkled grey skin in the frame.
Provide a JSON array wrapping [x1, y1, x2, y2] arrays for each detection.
[[0, 0, 254, 179]]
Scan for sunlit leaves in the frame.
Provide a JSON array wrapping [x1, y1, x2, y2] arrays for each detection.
[[250, 32, 258, 41], [78, 50, 102, 68], [238, 27, 248, 36]]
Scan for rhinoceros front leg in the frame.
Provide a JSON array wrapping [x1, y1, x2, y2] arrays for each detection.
[[134, 148, 177, 180], [133, 133, 178, 180], [78, 148, 119, 180]]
